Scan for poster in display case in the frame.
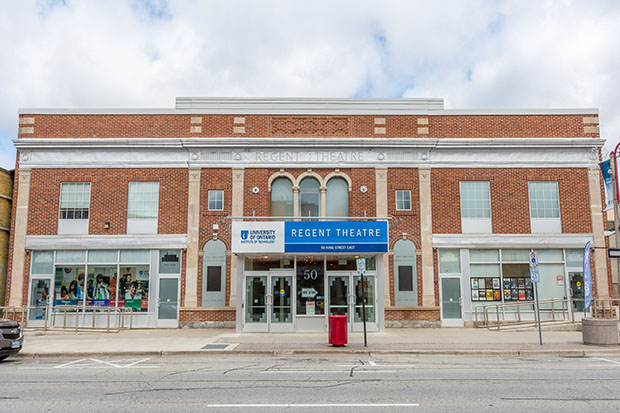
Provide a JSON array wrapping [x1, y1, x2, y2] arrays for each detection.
[[472, 290, 479, 301]]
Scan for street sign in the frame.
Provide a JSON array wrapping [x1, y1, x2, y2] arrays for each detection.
[[608, 248, 620, 258], [529, 251, 538, 267], [356, 258, 366, 274], [530, 266, 540, 283]]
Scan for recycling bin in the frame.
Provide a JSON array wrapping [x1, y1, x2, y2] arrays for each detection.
[[328, 315, 348, 346]]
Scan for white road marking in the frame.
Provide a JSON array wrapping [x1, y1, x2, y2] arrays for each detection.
[[368, 361, 377, 366], [591, 357, 620, 366], [259, 370, 397, 374], [20, 358, 158, 370], [207, 403, 419, 408]]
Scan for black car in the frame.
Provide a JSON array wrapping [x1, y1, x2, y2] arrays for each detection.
[[0, 319, 23, 361]]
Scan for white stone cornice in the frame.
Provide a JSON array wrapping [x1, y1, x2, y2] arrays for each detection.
[[13, 137, 605, 150], [25, 234, 188, 250], [432, 233, 593, 249]]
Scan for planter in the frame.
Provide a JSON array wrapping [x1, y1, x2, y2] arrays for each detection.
[[581, 318, 619, 345]]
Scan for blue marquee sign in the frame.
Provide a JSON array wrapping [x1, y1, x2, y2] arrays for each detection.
[[284, 221, 389, 253]]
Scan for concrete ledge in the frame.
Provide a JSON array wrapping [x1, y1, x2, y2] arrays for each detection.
[[179, 321, 235, 328], [385, 320, 441, 328]]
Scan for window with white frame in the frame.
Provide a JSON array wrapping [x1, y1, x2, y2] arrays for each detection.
[[128, 182, 159, 219], [208, 190, 224, 211], [528, 181, 560, 218], [59, 182, 91, 219], [460, 181, 491, 218], [396, 190, 411, 211]]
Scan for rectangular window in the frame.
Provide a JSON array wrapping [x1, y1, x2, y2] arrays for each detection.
[[396, 190, 411, 210], [128, 182, 159, 219], [159, 250, 181, 274], [528, 181, 560, 218], [460, 181, 491, 218], [59, 182, 91, 219], [32, 251, 54, 275], [208, 190, 224, 211]]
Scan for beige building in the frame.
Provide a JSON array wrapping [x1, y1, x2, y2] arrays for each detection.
[[0, 168, 14, 306]]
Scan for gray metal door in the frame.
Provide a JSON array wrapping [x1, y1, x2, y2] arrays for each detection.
[[441, 277, 462, 320], [158, 278, 179, 322]]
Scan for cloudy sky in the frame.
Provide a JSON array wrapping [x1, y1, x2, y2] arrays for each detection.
[[1, 0, 619, 169]]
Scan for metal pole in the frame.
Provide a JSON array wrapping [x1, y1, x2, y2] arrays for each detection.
[[611, 145, 620, 323], [534, 282, 543, 345], [360, 272, 367, 347]]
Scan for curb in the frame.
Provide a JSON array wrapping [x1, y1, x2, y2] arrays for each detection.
[[13, 347, 620, 358]]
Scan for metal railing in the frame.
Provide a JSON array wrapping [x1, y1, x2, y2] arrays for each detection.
[[473, 298, 579, 330], [1, 305, 135, 333]]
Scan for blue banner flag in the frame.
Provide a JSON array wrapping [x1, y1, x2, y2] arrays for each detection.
[[599, 159, 613, 211], [583, 241, 593, 310]]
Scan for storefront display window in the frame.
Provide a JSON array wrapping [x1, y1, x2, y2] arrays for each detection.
[[118, 266, 150, 312], [296, 256, 324, 315], [86, 266, 117, 306], [501, 263, 533, 301], [565, 249, 584, 267], [54, 265, 85, 306]]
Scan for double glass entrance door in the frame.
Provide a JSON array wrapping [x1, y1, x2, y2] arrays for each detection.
[[328, 272, 377, 332], [244, 271, 294, 332]]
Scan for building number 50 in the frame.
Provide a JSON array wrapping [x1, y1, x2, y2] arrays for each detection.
[[304, 269, 318, 280]]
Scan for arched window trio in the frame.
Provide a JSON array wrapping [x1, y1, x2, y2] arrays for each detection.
[[270, 172, 351, 218]]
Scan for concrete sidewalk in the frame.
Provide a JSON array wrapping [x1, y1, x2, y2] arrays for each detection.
[[16, 326, 620, 358]]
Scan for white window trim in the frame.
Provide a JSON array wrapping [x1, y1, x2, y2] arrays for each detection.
[[208, 190, 224, 211], [395, 190, 412, 211], [58, 182, 91, 235]]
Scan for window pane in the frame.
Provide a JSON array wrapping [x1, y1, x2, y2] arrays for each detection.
[[271, 178, 294, 217], [299, 178, 320, 217], [206, 266, 222, 292], [396, 190, 411, 210], [118, 266, 149, 312], [469, 249, 499, 262], [535, 249, 563, 262], [59, 182, 91, 220], [398, 266, 414, 291], [565, 249, 583, 267], [469, 263, 500, 277], [296, 256, 324, 315], [501, 249, 530, 262], [529, 181, 559, 218], [55, 250, 86, 264], [86, 266, 117, 307], [54, 265, 85, 305], [460, 181, 490, 218], [128, 182, 159, 219], [439, 249, 461, 273], [326, 177, 349, 217], [32, 251, 54, 275], [159, 250, 181, 274], [208, 190, 224, 210], [88, 250, 118, 264], [120, 250, 150, 263]]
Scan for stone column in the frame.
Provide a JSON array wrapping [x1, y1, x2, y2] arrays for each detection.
[[418, 168, 435, 306], [9, 169, 31, 307], [230, 168, 245, 307], [184, 168, 201, 308], [293, 187, 300, 219], [587, 166, 609, 298], [320, 187, 327, 219], [375, 167, 390, 306]]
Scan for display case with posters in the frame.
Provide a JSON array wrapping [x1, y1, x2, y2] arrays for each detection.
[[118, 266, 150, 312], [470, 277, 502, 302]]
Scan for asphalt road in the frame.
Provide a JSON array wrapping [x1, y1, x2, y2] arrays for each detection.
[[1, 354, 620, 412]]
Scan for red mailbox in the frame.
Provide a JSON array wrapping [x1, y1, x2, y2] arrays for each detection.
[[328, 315, 348, 346]]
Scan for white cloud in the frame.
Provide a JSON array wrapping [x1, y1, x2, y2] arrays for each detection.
[[1, 0, 619, 168]]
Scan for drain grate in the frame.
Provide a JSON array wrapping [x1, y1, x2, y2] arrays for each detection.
[[201, 343, 230, 350]]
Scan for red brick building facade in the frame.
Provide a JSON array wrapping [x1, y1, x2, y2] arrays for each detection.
[[5, 98, 611, 331]]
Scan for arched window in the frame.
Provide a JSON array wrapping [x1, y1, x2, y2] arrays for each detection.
[[326, 177, 349, 217], [202, 240, 226, 307], [393, 239, 417, 307], [299, 177, 320, 218], [271, 178, 294, 217]]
